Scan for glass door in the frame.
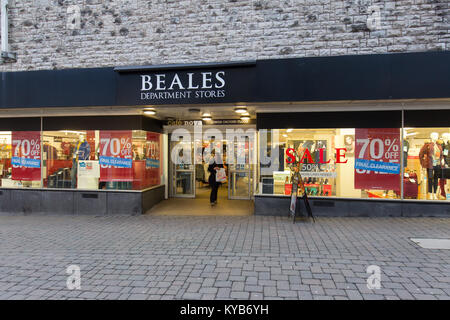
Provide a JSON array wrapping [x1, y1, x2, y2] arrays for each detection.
[[229, 164, 252, 199], [170, 137, 195, 198], [228, 135, 253, 200]]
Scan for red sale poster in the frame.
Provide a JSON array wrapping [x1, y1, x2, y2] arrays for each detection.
[[354, 128, 401, 191], [11, 131, 41, 181], [86, 130, 96, 160], [99, 130, 133, 182], [146, 132, 161, 186]]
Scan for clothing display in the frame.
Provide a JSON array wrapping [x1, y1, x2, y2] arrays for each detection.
[[71, 140, 91, 188], [426, 166, 440, 194], [403, 173, 418, 199], [312, 141, 327, 164], [444, 142, 450, 165], [439, 141, 450, 198], [419, 141, 444, 197], [439, 176, 446, 198], [43, 144, 58, 160], [75, 141, 91, 161], [61, 141, 72, 156], [419, 142, 442, 169]]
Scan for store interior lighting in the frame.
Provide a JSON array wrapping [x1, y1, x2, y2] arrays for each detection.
[[202, 113, 212, 121], [143, 108, 156, 115], [234, 107, 248, 114], [61, 130, 85, 135]]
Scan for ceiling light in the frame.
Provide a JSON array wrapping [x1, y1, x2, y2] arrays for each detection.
[[202, 112, 211, 117], [234, 107, 248, 114], [287, 129, 293, 133], [240, 115, 250, 121], [282, 134, 288, 138], [202, 116, 212, 121], [143, 108, 156, 115], [61, 130, 85, 135]]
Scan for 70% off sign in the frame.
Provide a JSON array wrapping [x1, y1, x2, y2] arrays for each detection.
[[356, 137, 400, 174], [12, 137, 41, 168], [100, 136, 132, 169]]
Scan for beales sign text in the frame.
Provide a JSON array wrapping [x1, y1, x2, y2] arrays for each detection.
[[140, 71, 226, 101]]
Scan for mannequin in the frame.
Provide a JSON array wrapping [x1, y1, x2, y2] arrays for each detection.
[[419, 132, 443, 200], [71, 134, 90, 188], [442, 133, 450, 166], [438, 133, 450, 199]]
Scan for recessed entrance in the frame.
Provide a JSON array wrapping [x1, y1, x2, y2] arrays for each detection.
[[148, 186, 253, 216], [148, 124, 256, 216]]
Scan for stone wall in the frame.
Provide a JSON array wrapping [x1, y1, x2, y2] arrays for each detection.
[[0, 0, 448, 71]]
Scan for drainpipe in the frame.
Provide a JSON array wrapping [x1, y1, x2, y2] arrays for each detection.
[[1, 0, 16, 62]]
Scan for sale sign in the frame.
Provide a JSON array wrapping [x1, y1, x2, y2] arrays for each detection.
[[99, 131, 133, 182], [11, 131, 41, 181], [146, 132, 160, 169], [354, 128, 401, 191]]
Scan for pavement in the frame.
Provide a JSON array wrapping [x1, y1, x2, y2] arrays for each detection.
[[0, 215, 449, 300]]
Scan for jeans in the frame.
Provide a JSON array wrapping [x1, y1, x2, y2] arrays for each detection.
[[427, 166, 439, 193], [210, 182, 219, 203]]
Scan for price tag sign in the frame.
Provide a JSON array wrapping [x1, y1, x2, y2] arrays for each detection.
[[354, 128, 401, 191], [99, 131, 133, 182], [11, 131, 41, 181]]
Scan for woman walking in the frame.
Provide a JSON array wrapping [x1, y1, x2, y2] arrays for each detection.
[[208, 150, 224, 206]]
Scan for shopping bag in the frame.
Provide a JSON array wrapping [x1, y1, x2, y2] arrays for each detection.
[[216, 168, 227, 183]]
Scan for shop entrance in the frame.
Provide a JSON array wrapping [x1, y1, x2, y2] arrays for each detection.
[[149, 125, 256, 216], [169, 130, 254, 200]]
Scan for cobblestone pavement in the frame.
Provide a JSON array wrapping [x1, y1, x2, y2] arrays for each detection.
[[0, 215, 449, 300]]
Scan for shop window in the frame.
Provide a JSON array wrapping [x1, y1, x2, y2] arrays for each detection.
[[258, 128, 402, 200], [403, 128, 450, 201], [42, 130, 161, 190], [0, 131, 42, 188]]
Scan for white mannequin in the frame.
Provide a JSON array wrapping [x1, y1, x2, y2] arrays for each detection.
[[430, 132, 439, 142], [431, 131, 440, 168], [443, 133, 450, 144]]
